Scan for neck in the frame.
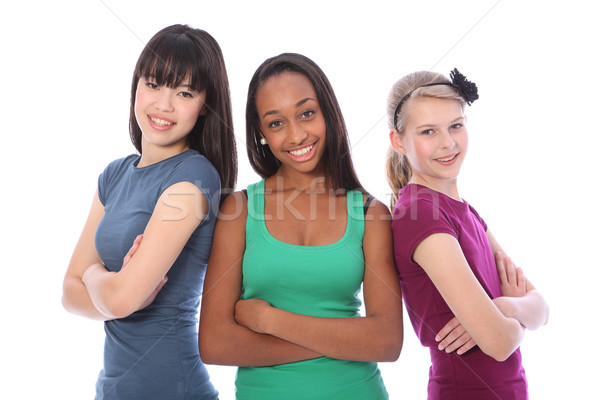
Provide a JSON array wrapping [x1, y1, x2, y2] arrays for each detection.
[[137, 142, 189, 168], [270, 167, 330, 192]]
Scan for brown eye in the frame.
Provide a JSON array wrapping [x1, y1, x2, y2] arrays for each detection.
[[268, 120, 283, 129], [300, 110, 315, 119]]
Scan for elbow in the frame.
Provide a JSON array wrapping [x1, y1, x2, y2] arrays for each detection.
[[374, 327, 404, 362], [198, 335, 228, 365], [381, 341, 403, 362], [61, 292, 74, 314], [100, 283, 141, 319], [199, 348, 219, 366], [198, 322, 242, 366], [105, 303, 134, 320], [198, 326, 224, 365], [535, 292, 550, 329], [103, 290, 141, 319], [61, 279, 78, 314], [485, 345, 513, 362], [198, 336, 214, 365], [479, 322, 523, 362], [95, 290, 136, 320]]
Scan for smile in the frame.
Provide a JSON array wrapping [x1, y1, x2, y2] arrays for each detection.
[[288, 144, 313, 157], [150, 116, 174, 127], [435, 154, 458, 162]]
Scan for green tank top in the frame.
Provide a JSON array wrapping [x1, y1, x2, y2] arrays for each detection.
[[235, 179, 388, 400]]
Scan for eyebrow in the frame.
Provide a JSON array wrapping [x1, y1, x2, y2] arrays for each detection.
[[415, 116, 464, 130], [144, 76, 196, 91], [262, 97, 315, 118]]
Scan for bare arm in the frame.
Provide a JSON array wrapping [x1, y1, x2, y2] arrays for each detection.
[[62, 191, 113, 320], [415, 233, 524, 362], [234, 199, 404, 362], [488, 230, 549, 330], [198, 192, 322, 367], [72, 181, 206, 319], [436, 238, 549, 355]]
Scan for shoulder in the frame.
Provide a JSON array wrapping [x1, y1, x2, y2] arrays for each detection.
[[464, 200, 487, 230], [174, 152, 219, 180], [177, 151, 217, 170], [101, 154, 138, 177], [98, 154, 138, 202], [391, 186, 458, 257], [165, 151, 221, 194], [363, 194, 392, 222], [218, 190, 248, 219], [392, 184, 452, 224]]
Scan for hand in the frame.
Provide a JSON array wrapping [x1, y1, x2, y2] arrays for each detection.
[[235, 298, 272, 334], [495, 252, 526, 298], [122, 234, 168, 310], [435, 317, 477, 355], [122, 234, 143, 267]]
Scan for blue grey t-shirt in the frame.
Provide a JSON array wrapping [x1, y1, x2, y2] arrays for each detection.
[[94, 149, 219, 400]]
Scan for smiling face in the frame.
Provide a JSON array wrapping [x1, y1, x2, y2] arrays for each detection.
[[255, 71, 327, 177], [134, 77, 207, 162], [391, 96, 468, 195]]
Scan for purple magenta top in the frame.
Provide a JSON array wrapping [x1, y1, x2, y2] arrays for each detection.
[[392, 184, 527, 400]]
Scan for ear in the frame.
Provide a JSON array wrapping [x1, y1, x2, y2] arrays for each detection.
[[198, 104, 208, 116], [389, 129, 406, 155]]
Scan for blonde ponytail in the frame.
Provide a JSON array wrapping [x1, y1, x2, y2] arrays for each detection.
[[385, 146, 412, 209]]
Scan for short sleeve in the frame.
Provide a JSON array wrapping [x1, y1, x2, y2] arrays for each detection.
[[161, 154, 221, 216], [98, 167, 108, 205], [467, 202, 488, 232], [97, 156, 135, 206], [392, 196, 457, 263]]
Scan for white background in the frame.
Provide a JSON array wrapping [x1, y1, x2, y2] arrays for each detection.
[[1, 1, 597, 398]]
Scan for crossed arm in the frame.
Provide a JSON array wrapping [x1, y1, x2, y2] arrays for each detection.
[[198, 193, 403, 366], [62, 182, 207, 320], [431, 230, 549, 358]]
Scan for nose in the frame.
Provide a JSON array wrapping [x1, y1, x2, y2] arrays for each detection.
[[155, 89, 175, 112], [289, 121, 308, 144], [439, 129, 455, 149]]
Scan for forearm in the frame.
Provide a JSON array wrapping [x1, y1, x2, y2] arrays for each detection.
[[470, 313, 525, 362], [199, 320, 321, 367], [494, 290, 549, 330], [82, 263, 127, 319], [263, 308, 401, 362], [62, 277, 112, 321]]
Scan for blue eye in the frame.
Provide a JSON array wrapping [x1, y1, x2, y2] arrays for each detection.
[[421, 129, 434, 135], [450, 123, 463, 130]]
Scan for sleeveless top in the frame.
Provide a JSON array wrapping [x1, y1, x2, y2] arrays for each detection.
[[94, 149, 220, 400], [235, 179, 388, 400]]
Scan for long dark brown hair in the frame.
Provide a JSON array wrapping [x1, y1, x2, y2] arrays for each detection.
[[129, 24, 237, 191], [245, 53, 361, 191]]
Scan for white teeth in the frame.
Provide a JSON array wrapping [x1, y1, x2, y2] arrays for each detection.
[[437, 154, 456, 162], [151, 117, 173, 126], [289, 145, 313, 157]]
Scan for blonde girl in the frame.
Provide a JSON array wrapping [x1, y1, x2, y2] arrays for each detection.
[[387, 69, 548, 399]]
